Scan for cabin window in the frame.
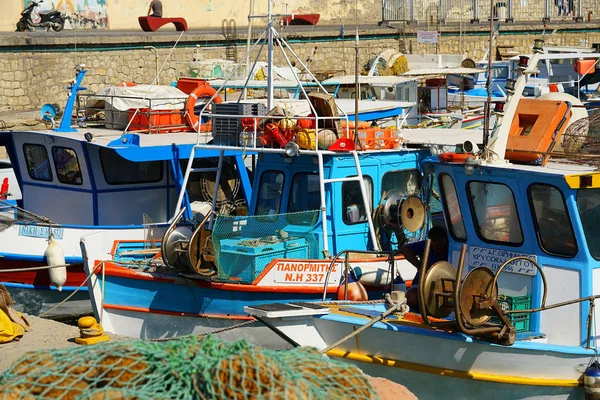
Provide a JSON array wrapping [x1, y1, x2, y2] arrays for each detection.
[[342, 176, 373, 225], [492, 66, 508, 79], [288, 173, 320, 213], [381, 170, 420, 197], [23, 144, 52, 182], [99, 148, 163, 185], [529, 184, 577, 257], [467, 181, 523, 245], [255, 171, 284, 215], [577, 189, 600, 260], [51, 147, 83, 185], [439, 174, 466, 241]]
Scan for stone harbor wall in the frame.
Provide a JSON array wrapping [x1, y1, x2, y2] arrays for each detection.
[[0, 24, 599, 111]]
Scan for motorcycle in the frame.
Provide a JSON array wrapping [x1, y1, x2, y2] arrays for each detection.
[[16, 0, 65, 32]]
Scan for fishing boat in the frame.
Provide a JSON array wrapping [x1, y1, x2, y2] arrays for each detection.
[[78, 2, 453, 340], [447, 48, 600, 107], [245, 39, 600, 399], [0, 66, 249, 319]]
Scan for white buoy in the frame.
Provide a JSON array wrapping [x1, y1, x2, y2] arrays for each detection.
[[45, 235, 67, 292]]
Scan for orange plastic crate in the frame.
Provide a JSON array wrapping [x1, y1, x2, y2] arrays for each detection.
[[128, 108, 186, 134]]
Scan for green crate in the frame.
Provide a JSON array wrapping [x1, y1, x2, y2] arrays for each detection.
[[490, 294, 531, 332]]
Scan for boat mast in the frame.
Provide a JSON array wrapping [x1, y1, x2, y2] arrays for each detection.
[[267, 0, 274, 111], [354, 0, 360, 148], [244, 0, 255, 100]]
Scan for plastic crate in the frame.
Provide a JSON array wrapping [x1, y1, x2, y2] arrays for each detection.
[[490, 294, 531, 332], [128, 108, 185, 133], [218, 237, 309, 283]]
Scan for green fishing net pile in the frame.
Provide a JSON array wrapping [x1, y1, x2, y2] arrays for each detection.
[[0, 335, 376, 399]]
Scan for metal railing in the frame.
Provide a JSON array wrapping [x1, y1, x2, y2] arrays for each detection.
[[381, 0, 592, 23]]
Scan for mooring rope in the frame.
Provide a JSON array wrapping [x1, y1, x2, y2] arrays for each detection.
[[149, 319, 258, 342], [0, 263, 72, 273], [320, 294, 404, 354]]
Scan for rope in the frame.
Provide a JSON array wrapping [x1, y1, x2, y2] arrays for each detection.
[[0, 263, 71, 273], [320, 296, 403, 354], [149, 319, 258, 342], [38, 261, 105, 318]]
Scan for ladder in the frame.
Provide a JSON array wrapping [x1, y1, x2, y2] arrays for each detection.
[[316, 150, 380, 258]]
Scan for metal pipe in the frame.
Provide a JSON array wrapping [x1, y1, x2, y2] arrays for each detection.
[[317, 152, 329, 257], [143, 46, 159, 85], [482, 0, 494, 149], [417, 239, 432, 323], [352, 151, 380, 251]]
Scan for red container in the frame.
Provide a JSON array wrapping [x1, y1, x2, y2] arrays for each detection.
[[177, 77, 208, 95]]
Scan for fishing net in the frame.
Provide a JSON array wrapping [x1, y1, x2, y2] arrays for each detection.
[[551, 108, 600, 166], [0, 335, 377, 400], [211, 210, 320, 283]]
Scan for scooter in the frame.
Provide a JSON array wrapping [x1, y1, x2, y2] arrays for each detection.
[[16, 0, 65, 32]]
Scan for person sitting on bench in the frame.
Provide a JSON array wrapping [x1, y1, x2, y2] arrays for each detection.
[[147, 0, 163, 18]]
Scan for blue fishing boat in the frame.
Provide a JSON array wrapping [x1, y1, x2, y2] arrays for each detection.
[[246, 39, 600, 399], [79, 2, 443, 339]]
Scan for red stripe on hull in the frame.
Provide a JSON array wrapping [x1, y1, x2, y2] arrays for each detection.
[[0, 260, 85, 287]]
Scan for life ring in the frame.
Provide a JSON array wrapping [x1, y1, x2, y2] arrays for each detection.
[[185, 85, 223, 132], [438, 152, 471, 162], [117, 81, 136, 87]]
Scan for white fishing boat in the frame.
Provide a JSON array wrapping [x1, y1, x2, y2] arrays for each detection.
[[245, 38, 600, 399]]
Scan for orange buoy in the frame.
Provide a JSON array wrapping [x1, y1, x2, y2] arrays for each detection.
[[117, 81, 136, 87], [337, 273, 368, 301], [185, 84, 223, 132]]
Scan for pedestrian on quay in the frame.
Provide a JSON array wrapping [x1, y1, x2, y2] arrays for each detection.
[[147, 0, 163, 18]]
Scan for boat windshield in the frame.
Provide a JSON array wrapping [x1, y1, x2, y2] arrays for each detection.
[[576, 188, 600, 260]]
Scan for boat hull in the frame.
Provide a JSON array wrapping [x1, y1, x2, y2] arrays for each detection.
[[0, 224, 151, 317], [255, 305, 589, 400]]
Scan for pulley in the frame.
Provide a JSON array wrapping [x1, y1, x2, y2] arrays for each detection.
[[400, 195, 425, 233], [459, 266, 498, 326]]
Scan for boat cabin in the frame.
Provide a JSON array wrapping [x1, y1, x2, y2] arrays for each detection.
[[431, 158, 600, 346], [0, 129, 250, 228], [249, 149, 428, 254]]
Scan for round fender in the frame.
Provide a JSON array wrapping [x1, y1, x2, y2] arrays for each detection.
[[185, 85, 223, 132]]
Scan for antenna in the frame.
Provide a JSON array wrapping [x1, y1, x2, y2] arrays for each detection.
[[482, 0, 496, 151]]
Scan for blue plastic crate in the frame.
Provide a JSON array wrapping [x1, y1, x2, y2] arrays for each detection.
[[218, 237, 309, 282]]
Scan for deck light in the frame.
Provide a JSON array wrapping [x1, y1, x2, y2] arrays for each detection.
[[284, 141, 300, 158], [580, 175, 594, 187], [493, 102, 505, 114], [518, 56, 529, 69], [505, 79, 516, 92]]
